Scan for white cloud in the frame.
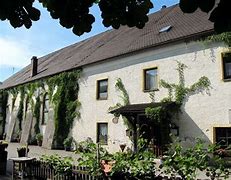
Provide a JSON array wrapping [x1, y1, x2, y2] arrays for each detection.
[[0, 37, 33, 68]]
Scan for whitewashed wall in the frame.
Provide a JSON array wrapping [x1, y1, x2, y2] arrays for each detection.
[[73, 41, 231, 152], [3, 40, 231, 152]]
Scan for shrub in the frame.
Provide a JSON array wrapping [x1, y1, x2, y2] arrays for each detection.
[[63, 137, 73, 148], [75, 138, 96, 153], [77, 139, 157, 179], [40, 154, 73, 174], [162, 138, 230, 180], [36, 133, 43, 141]]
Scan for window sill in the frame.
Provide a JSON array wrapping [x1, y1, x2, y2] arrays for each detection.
[[97, 98, 108, 101], [223, 78, 231, 82], [97, 142, 108, 145], [143, 89, 159, 93]]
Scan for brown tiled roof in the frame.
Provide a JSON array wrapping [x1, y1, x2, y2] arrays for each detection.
[[0, 4, 214, 89]]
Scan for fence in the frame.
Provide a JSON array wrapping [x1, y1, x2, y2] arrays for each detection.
[[31, 160, 104, 180], [152, 145, 163, 157]]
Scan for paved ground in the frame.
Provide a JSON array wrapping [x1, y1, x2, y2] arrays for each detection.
[[0, 142, 80, 179]]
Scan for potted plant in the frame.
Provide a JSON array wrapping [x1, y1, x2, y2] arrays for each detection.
[[36, 133, 43, 146], [63, 137, 73, 151], [17, 146, 29, 157]]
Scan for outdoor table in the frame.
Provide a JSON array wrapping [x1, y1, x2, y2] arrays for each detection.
[[10, 157, 36, 180]]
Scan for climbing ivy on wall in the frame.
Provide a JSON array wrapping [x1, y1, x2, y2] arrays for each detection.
[[108, 78, 130, 112], [115, 78, 130, 106], [204, 31, 231, 46], [0, 90, 8, 136], [33, 95, 41, 135], [16, 86, 25, 131], [9, 87, 18, 111], [159, 61, 211, 105], [2, 69, 81, 148], [47, 70, 81, 148], [145, 61, 211, 145], [109, 78, 132, 128], [145, 103, 176, 146], [25, 83, 37, 110]]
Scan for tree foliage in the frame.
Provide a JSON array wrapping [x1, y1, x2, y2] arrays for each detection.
[[0, 0, 40, 29], [0, 0, 153, 36], [163, 138, 230, 180], [180, 0, 231, 33], [0, 1, 230, 36]]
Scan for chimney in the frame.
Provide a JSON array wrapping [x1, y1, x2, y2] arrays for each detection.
[[161, 5, 167, 9], [31, 56, 38, 77]]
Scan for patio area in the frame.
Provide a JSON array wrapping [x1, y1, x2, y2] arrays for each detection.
[[0, 142, 80, 179]]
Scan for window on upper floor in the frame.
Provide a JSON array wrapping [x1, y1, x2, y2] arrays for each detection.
[[215, 127, 231, 148], [42, 93, 49, 125], [97, 123, 108, 144], [97, 79, 108, 100], [143, 68, 158, 91], [222, 52, 231, 80]]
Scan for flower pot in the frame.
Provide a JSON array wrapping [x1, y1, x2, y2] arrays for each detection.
[[17, 149, 29, 157], [65, 146, 71, 151], [37, 140, 42, 147]]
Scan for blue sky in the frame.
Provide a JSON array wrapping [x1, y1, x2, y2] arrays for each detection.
[[0, 0, 179, 82]]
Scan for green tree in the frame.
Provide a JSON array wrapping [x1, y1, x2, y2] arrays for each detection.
[[0, 0, 153, 36], [179, 0, 231, 33], [1, 1, 230, 36]]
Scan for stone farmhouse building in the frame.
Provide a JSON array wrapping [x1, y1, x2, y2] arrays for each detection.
[[0, 4, 231, 153]]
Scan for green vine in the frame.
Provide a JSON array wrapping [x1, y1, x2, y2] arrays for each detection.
[[9, 87, 18, 111], [108, 78, 130, 112], [145, 61, 211, 146], [145, 106, 163, 123], [33, 95, 41, 135], [25, 83, 37, 110], [48, 70, 81, 148], [115, 78, 130, 105], [109, 78, 131, 128], [0, 90, 8, 136], [16, 86, 25, 131], [204, 32, 231, 46], [1, 69, 81, 148], [145, 103, 176, 146], [159, 61, 211, 105]]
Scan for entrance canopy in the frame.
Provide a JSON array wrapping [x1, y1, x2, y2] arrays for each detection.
[[109, 102, 177, 153], [109, 102, 177, 116]]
